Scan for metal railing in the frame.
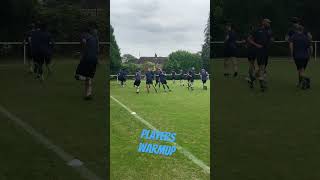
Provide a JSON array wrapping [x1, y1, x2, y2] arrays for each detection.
[[211, 41, 319, 61]]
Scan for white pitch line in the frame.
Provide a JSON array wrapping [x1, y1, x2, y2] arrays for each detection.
[[110, 95, 210, 174], [0, 105, 103, 180]]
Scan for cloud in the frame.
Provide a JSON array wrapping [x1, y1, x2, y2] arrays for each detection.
[[111, 0, 209, 57]]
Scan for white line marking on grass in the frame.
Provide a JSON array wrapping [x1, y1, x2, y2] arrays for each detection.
[[0, 105, 103, 180], [110, 95, 210, 174]]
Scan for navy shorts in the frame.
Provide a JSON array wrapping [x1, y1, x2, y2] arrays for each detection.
[[256, 48, 268, 66], [224, 47, 237, 57], [161, 80, 167, 84], [146, 79, 153, 85], [294, 58, 309, 70], [75, 60, 97, 79], [248, 48, 256, 62], [134, 80, 141, 86]]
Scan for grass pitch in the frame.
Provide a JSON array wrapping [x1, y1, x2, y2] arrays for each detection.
[[213, 58, 320, 180], [110, 79, 210, 180], [0, 59, 107, 180]]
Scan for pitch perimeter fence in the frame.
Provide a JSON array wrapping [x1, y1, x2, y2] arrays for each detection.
[[211, 41, 319, 61], [0, 42, 110, 64]]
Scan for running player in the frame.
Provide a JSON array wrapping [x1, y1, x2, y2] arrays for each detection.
[[171, 70, 176, 84], [246, 25, 258, 88], [289, 25, 312, 89], [75, 24, 99, 100], [31, 22, 54, 81], [134, 69, 142, 93], [248, 19, 272, 92], [187, 67, 195, 90], [179, 69, 184, 86], [159, 70, 171, 92], [145, 68, 157, 93], [118, 69, 127, 87], [154, 68, 161, 88], [24, 23, 35, 73], [200, 69, 209, 90], [224, 23, 238, 77]]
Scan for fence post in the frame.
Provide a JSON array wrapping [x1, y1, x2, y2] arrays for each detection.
[[315, 41, 317, 62], [23, 42, 26, 65]]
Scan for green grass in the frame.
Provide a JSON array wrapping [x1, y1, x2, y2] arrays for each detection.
[[213, 58, 320, 180], [0, 59, 107, 179], [110, 79, 210, 180]]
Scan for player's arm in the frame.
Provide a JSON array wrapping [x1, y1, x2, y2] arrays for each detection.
[[289, 42, 294, 58], [247, 35, 262, 48]]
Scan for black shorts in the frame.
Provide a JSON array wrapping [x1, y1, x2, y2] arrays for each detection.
[[256, 48, 268, 66], [248, 48, 256, 62], [156, 78, 160, 83], [224, 47, 237, 57], [134, 80, 141, 86], [294, 58, 309, 70], [26, 47, 33, 59], [161, 80, 167, 84], [202, 79, 207, 84], [146, 79, 153, 85], [75, 60, 97, 79]]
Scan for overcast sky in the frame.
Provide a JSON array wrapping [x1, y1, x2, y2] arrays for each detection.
[[111, 0, 209, 57]]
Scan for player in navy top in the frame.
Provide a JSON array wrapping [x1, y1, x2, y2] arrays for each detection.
[[145, 68, 157, 93], [200, 69, 209, 90], [117, 69, 127, 87], [248, 18, 272, 91], [187, 67, 195, 90], [171, 70, 176, 84], [159, 69, 171, 92], [31, 22, 54, 81], [25, 23, 36, 73], [179, 69, 185, 86], [154, 68, 161, 88], [289, 25, 312, 89], [224, 23, 238, 77], [134, 69, 142, 93]]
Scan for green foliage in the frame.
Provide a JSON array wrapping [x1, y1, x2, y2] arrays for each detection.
[[110, 25, 121, 74], [202, 14, 210, 70], [164, 50, 202, 72], [122, 54, 138, 64], [122, 63, 142, 74]]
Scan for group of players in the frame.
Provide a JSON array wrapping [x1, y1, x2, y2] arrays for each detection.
[[223, 17, 313, 91], [117, 67, 209, 94], [24, 21, 100, 100]]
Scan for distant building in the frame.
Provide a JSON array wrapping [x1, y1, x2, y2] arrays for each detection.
[[137, 55, 168, 67]]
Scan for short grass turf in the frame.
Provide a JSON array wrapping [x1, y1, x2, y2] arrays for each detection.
[[0, 59, 107, 179], [212, 58, 320, 180], [110, 80, 210, 180]]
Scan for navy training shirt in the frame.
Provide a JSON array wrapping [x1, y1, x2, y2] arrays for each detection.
[[225, 30, 237, 49], [252, 27, 272, 48], [290, 33, 311, 59], [135, 72, 141, 81], [146, 71, 153, 80], [81, 33, 99, 62]]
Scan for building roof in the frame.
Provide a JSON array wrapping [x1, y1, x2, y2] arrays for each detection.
[[137, 57, 168, 65]]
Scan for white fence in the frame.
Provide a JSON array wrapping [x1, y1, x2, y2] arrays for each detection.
[[211, 41, 319, 61], [0, 42, 110, 64]]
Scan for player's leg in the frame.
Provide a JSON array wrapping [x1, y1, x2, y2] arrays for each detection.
[[224, 57, 230, 76], [232, 57, 238, 77]]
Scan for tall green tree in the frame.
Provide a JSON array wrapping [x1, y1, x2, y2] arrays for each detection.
[[164, 50, 202, 72], [110, 25, 121, 74], [202, 14, 210, 70]]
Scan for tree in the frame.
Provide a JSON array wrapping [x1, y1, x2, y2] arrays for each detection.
[[122, 54, 138, 64], [110, 25, 121, 74], [164, 50, 202, 72], [201, 13, 210, 70]]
